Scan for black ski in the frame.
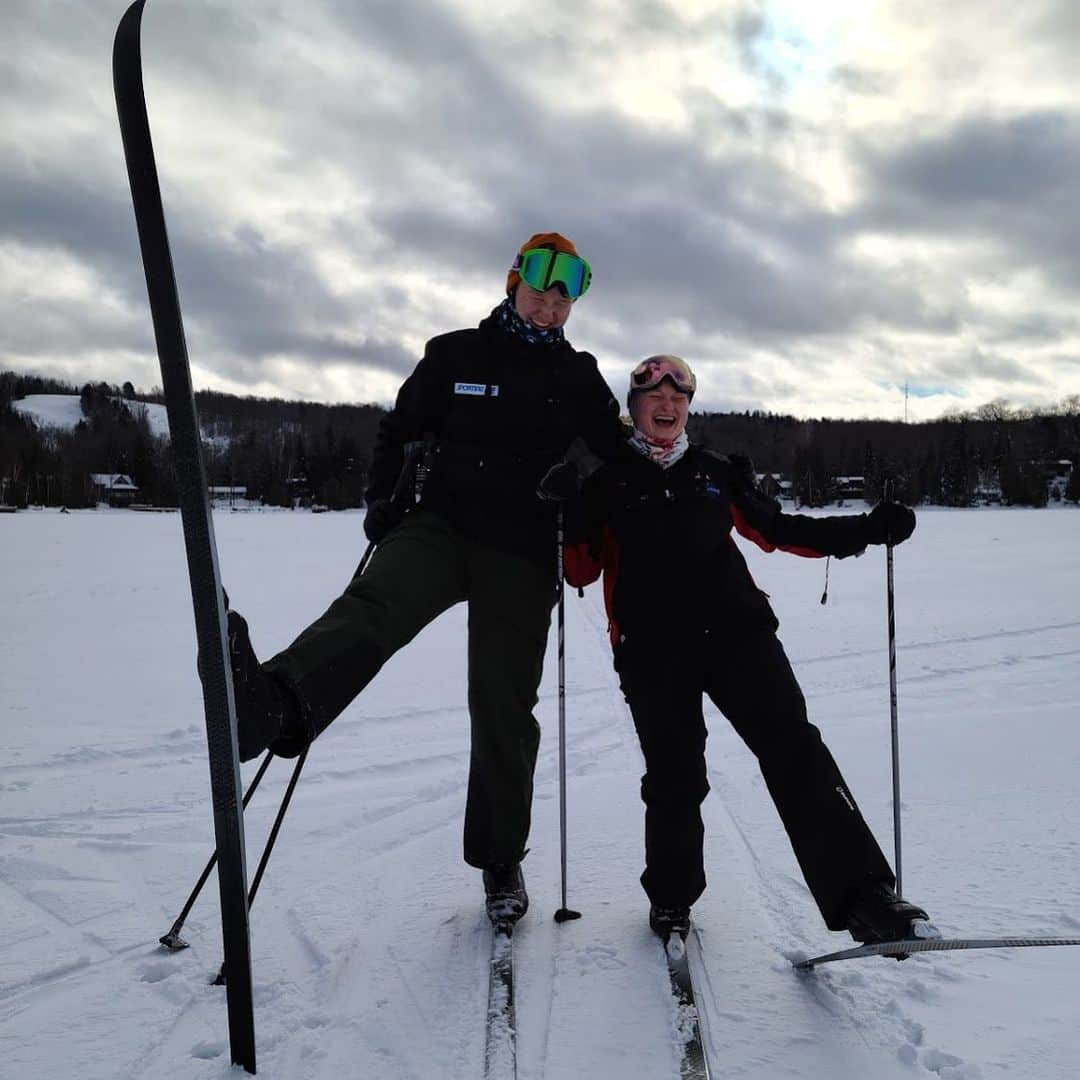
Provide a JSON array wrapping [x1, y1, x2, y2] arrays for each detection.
[[795, 935, 1080, 970], [661, 932, 711, 1080], [113, 1, 256, 1072], [483, 921, 517, 1080]]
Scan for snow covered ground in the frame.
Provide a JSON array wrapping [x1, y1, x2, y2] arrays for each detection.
[[12, 394, 171, 438], [2, 506, 1078, 1079]]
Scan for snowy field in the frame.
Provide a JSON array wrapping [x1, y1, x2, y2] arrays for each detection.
[[2, 505, 1079, 1079], [12, 394, 171, 438]]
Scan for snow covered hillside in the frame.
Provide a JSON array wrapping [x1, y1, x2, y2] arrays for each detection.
[[2, 507, 1078, 1079], [13, 394, 171, 438]]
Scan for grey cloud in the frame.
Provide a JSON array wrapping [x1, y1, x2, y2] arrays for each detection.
[[935, 349, 1043, 385], [856, 111, 1080, 290], [3, 0, 1079, 417], [1, 0, 978, 383], [865, 112, 1079, 206]]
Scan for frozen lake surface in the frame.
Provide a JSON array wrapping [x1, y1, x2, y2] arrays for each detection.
[[2, 505, 1079, 1078]]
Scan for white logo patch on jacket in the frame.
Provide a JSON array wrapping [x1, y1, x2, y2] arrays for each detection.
[[454, 382, 499, 397]]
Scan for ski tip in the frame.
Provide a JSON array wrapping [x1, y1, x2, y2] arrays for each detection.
[[554, 907, 582, 923], [664, 934, 688, 962]]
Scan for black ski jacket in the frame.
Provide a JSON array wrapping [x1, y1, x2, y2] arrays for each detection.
[[564, 443, 876, 645], [366, 313, 622, 566]]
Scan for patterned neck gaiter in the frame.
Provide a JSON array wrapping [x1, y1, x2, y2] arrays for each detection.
[[628, 428, 690, 469], [492, 297, 566, 347]]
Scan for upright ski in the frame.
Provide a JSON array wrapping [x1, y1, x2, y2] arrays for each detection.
[[795, 935, 1080, 971], [113, 1, 255, 1072], [661, 932, 711, 1080], [484, 921, 517, 1080]]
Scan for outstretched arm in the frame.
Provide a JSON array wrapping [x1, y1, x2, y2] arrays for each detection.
[[727, 455, 914, 558]]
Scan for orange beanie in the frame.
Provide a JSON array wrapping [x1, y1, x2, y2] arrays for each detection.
[[506, 232, 580, 295]]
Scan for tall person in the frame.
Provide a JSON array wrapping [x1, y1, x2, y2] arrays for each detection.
[[552, 355, 934, 945], [226, 233, 623, 920]]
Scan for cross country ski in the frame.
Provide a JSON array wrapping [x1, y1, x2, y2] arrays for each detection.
[[112, 0, 256, 1071], [660, 930, 711, 1080], [795, 935, 1080, 971], [484, 920, 518, 1080]]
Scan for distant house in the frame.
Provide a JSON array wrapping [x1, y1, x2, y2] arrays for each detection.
[[833, 475, 865, 501], [974, 484, 1003, 505], [90, 473, 139, 507], [285, 474, 313, 508], [1043, 460, 1073, 502], [757, 473, 785, 500], [208, 485, 248, 507]]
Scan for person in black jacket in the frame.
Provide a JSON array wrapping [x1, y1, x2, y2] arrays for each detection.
[[227, 232, 623, 920], [555, 355, 934, 945]]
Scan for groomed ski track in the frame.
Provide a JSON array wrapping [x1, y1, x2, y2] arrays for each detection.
[[3, 508, 1080, 1078]]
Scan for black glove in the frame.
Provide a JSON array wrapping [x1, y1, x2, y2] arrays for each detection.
[[363, 497, 403, 542], [538, 460, 581, 502], [728, 452, 758, 490], [866, 502, 916, 546]]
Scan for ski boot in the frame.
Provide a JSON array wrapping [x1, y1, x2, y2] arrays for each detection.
[[846, 881, 939, 946], [483, 863, 529, 926], [220, 609, 312, 761], [649, 905, 692, 943]]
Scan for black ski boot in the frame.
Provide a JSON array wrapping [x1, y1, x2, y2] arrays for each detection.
[[649, 905, 691, 942], [483, 863, 528, 925], [846, 881, 936, 945], [222, 610, 311, 762]]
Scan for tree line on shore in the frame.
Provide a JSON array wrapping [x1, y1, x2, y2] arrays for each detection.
[[2, 369, 1079, 509]]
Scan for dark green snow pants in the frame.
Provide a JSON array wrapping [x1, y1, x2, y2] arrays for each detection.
[[264, 510, 556, 870]]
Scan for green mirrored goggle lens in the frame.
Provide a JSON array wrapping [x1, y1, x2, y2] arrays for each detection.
[[516, 248, 592, 299]]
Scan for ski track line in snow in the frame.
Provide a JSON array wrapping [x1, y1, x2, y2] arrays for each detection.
[[0, 735, 208, 776], [0, 939, 156, 1014], [804, 645, 1080, 702], [0, 873, 149, 1004], [701, 684, 1001, 1077], [792, 618, 1080, 667], [572, 593, 701, 1079], [702, 711, 994, 1077], [292, 905, 486, 1077], [0, 806, 197, 841], [307, 745, 470, 787], [120, 972, 219, 1080], [575, 586, 988, 1078]]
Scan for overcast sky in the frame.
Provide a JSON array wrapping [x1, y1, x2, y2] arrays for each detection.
[[4, 0, 1080, 420]]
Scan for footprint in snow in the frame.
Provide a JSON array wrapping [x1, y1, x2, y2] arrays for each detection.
[[575, 944, 625, 972], [137, 960, 174, 984], [921, 1047, 983, 1078]]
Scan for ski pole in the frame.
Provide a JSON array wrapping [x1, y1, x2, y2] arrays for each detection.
[[208, 445, 421, 967], [351, 539, 376, 582], [159, 749, 274, 951], [350, 440, 429, 580], [883, 479, 903, 896], [166, 446, 421, 955], [553, 505, 581, 924], [214, 748, 309, 985]]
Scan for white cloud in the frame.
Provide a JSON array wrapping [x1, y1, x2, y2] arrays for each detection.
[[1, 0, 1078, 416]]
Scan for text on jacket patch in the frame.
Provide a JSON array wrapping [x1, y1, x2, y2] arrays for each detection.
[[454, 382, 499, 397]]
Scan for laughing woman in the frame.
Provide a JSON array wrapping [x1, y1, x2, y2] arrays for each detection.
[[552, 355, 934, 946], [224, 233, 624, 922]]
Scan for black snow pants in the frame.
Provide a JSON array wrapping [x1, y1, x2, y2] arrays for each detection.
[[263, 510, 555, 871], [615, 629, 893, 929]]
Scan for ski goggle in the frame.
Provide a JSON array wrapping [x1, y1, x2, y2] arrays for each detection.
[[628, 355, 696, 399], [513, 247, 592, 299]]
